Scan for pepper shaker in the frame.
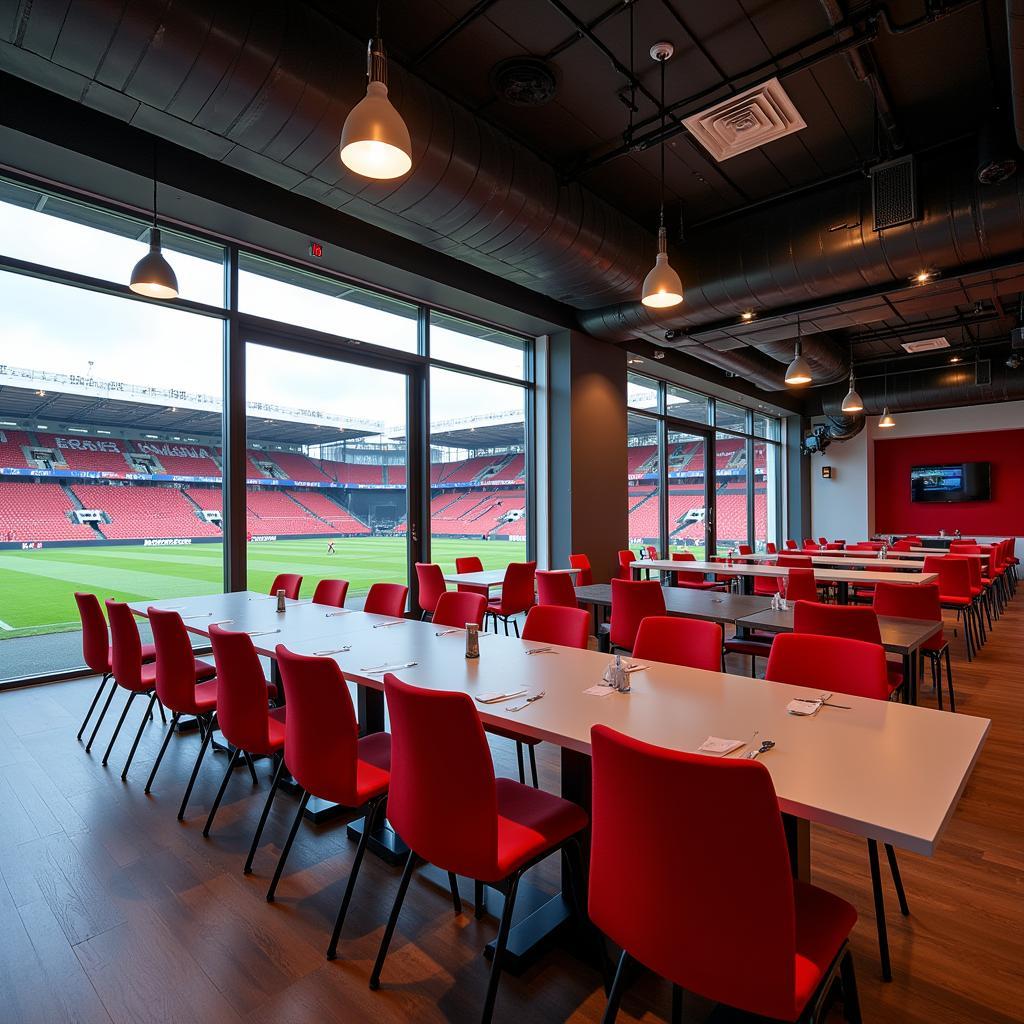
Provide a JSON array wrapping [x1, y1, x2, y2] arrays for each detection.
[[276, 589, 286, 613], [465, 622, 480, 659]]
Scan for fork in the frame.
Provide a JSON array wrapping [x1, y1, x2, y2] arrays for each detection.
[[506, 691, 546, 712], [313, 646, 351, 656], [524, 646, 554, 656], [372, 620, 405, 629]]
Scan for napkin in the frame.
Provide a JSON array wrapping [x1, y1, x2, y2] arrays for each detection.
[[583, 685, 616, 697], [475, 690, 527, 704], [787, 698, 823, 716], [698, 736, 745, 755], [600, 662, 647, 683]]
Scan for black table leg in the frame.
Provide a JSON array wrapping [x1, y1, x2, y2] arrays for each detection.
[[837, 580, 850, 604]]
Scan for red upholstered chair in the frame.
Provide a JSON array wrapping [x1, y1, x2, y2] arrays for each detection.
[[617, 549, 637, 580], [76, 591, 155, 746], [455, 555, 490, 599], [589, 724, 859, 1023], [100, 600, 213, 779], [245, 646, 390, 956], [793, 600, 902, 695], [363, 582, 408, 618], [644, 544, 659, 559], [784, 567, 820, 604], [432, 591, 487, 629], [370, 676, 588, 1024], [738, 544, 753, 556], [536, 569, 578, 608], [486, 561, 536, 637], [785, 538, 799, 549], [924, 556, 978, 660], [609, 578, 666, 652], [818, 537, 828, 546], [568, 552, 593, 586], [414, 562, 448, 619], [671, 551, 722, 590], [270, 573, 302, 600], [633, 616, 723, 672], [803, 538, 816, 548], [873, 582, 954, 711], [766, 542, 778, 554], [201, 624, 286, 839], [766, 633, 910, 980], [890, 539, 915, 551], [312, 578, 349, 608]]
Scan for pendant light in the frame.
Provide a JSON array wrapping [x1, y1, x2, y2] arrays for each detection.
[[840, 365, 863, 413], [878, 372, 896, 427], [340, 5, 412, 180], [641, 42, 683, 309], [129, 146, 178, 300], [785, 314, 813, 385]]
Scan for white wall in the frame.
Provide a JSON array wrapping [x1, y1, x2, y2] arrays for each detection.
[[810, 400, 1024, 550]]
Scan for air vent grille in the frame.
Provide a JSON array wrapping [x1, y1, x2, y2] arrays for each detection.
[[975, 360, 991, 386], [900, 336, 949, 353], [871, 156, 917, 230], [682, 78, 806, 162]]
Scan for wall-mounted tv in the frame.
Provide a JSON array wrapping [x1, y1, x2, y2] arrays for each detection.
[[910, 463, 991, 503]]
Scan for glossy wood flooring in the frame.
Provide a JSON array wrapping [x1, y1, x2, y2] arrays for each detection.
[[0, 595, 1020, 1024]]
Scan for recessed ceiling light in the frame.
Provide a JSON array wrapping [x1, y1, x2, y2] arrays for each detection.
[[911, 270, 937, 285], [949, 355, 962, 364], [740, 310, 755, 321]]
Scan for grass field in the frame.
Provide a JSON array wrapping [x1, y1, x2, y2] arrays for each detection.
[[0, 537, 526, 640]]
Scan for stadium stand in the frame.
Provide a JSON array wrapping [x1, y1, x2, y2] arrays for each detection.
[[0, 481, 98, 541], [439, 454, 504, 484], [131, 442, 221, 477], [288, 490, 370, 534], [0, 430, 32, 469], [70, 484, 222, 540], [245, 489, 334, 536], [37, 434, 130, 473], [626, 444, 656, 476], [267, 451, 332, 483]]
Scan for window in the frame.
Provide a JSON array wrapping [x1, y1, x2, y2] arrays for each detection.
[[715, 432, 749, 555], [430, 312, 526, 379], [627, 372, 660, 412], [627, 412, 660, 548], [238, 254, 418, 353], [666, 385, 710, 425]]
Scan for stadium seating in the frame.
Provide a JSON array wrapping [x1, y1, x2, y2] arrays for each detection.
[[70, 484, 221, 540], [38, 434, 130, 473], [0, 481, 98, 541], [245, 489, 334, 536], [288, 490, 370, 534], [0, 430, 32, 469], [265, 451, 331, 483]]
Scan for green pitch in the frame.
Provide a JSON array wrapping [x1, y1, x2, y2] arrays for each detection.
[[0, 537, 526, 640]]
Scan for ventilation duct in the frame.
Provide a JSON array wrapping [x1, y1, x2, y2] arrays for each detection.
[[801, 413, 865, 454], [1010, 0, 1024, 148]]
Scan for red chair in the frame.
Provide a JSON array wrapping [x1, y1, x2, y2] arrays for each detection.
[[766, 542, 778, 554], [783, 567, 820, 604], [785, 538, 799, 549], [738, 544, 753, 556], [76, 591, 155, 747], [270, 573, 302, 600], [414, 562, 447, 619], [590, 724, 859, 1023], [100, 600, 214, 779], [370, 675, 588, 1024], [245, 646, 390, 950], [202, 624, 286, 838], [609, 578, 666, 652], [924, 556, 978, 660], [643, 544, 658, 559], [671, 551, 722, 590], [363, 582, 408, 618], [455, 555, 490, 599], [793, 601, 902, 695], [617, 549, 637, 580], [568, 552, 593, 586], [486, 561, 536, 637], [536, 569, 578, 608], [432, 590, 487, 629], [873, 582, 954, 711], [633, 616, 723, 672], [485, 604, 592, 789], [312, 578, 349, 607]]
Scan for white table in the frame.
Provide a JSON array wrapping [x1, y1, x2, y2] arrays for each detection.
[[442, 567, 579, 591], [728, 553, 928, 570]]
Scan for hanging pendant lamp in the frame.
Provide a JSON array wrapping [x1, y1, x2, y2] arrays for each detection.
[[785, 315, 812, 385], [641, 42, 683, 309], [340, 6, 411, 180], [878, 372, 895, 427], [840, 367, 863, 413], [129, 148, 178, 300]]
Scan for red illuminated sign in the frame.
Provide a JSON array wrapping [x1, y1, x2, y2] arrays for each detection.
[[308, 241, 323, 258]]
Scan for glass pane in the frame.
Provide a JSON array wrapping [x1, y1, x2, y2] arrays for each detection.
[[0, 178, 226, 306], [239, 253, 418, 353], [666, 385, 709, 424], [667, 430, 706, 559], [429, 312, 526, 379], [753, 441, 781, 552], [753, 413, 779, 440], [627, 372, 660, 412], [715, 432, 750, 555], [428, 367, 527, 572], [245, 343, 409, 607], [627, 411, 660, 550], [0, 271, 224, 681], [715, 401, 748, 433]]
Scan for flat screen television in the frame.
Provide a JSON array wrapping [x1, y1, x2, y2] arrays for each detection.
[[910, 463, 991, 503]]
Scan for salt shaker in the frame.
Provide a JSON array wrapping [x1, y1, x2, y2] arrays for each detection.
[[276, 589, 286, 613], [614, 653, 631, 693], [465, 622, 480, 659]]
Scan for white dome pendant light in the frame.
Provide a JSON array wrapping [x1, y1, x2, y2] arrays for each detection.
[[841, 365, 864, 413], [129, 146, 179, 300], [641, 42, 683, 309], [785, 313, 813, 386], [878, 372, 896, 427], [340, 5, 412, 180]]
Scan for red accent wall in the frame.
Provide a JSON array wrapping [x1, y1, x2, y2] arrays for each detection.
[[874, 429, 1024, 535]]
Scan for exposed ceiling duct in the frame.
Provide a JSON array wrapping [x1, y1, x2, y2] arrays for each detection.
[[1009, 0, 1024, 147]]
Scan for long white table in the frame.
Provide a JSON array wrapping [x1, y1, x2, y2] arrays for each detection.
[[442, 567, 579, 591], [724, 553, 928, 570], [128, 591, 988, 964]]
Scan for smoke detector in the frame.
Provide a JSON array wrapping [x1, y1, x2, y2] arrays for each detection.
[[900, 336, 950, 354], [491, 57, 557, 106], [682, 77, 806, 162]]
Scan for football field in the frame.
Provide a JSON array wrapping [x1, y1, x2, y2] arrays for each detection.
[[0, 537, 526, 640]]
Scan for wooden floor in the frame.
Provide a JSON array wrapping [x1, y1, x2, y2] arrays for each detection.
[[0, 593, 1021, 1024]]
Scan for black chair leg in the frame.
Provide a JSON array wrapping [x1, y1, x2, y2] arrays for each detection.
[[944, 646, 956, 713], [157, 699, 167, 725], [932, 653, 943, 711], [839, 948, 863, 1024], [369, 849, 418, 989], [480, 872, 522, 1024], [512, 618, 520, 638], [266, 789, 309, 900], [515, 741, 525, 784], [885, 843, 910, 917], [121, 691, 159, 780], [528, 744, 539, 788], [867, 839, 892, 981], [474, 880, 486, 919], [242, 750, 259, 785], [101, 691, 137, 766], [85, 679, 119, 753], [601, 949, 631, 1024], [245, 758, 285, 875], [77, 673, 110, 741], [327, 797, 382, 959], [145, 710, 181, 793], [203, 748, 241, 837], [671, 984, 683, 1024], [448, 872, 462, 915], [178, 716, 215, 820]]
